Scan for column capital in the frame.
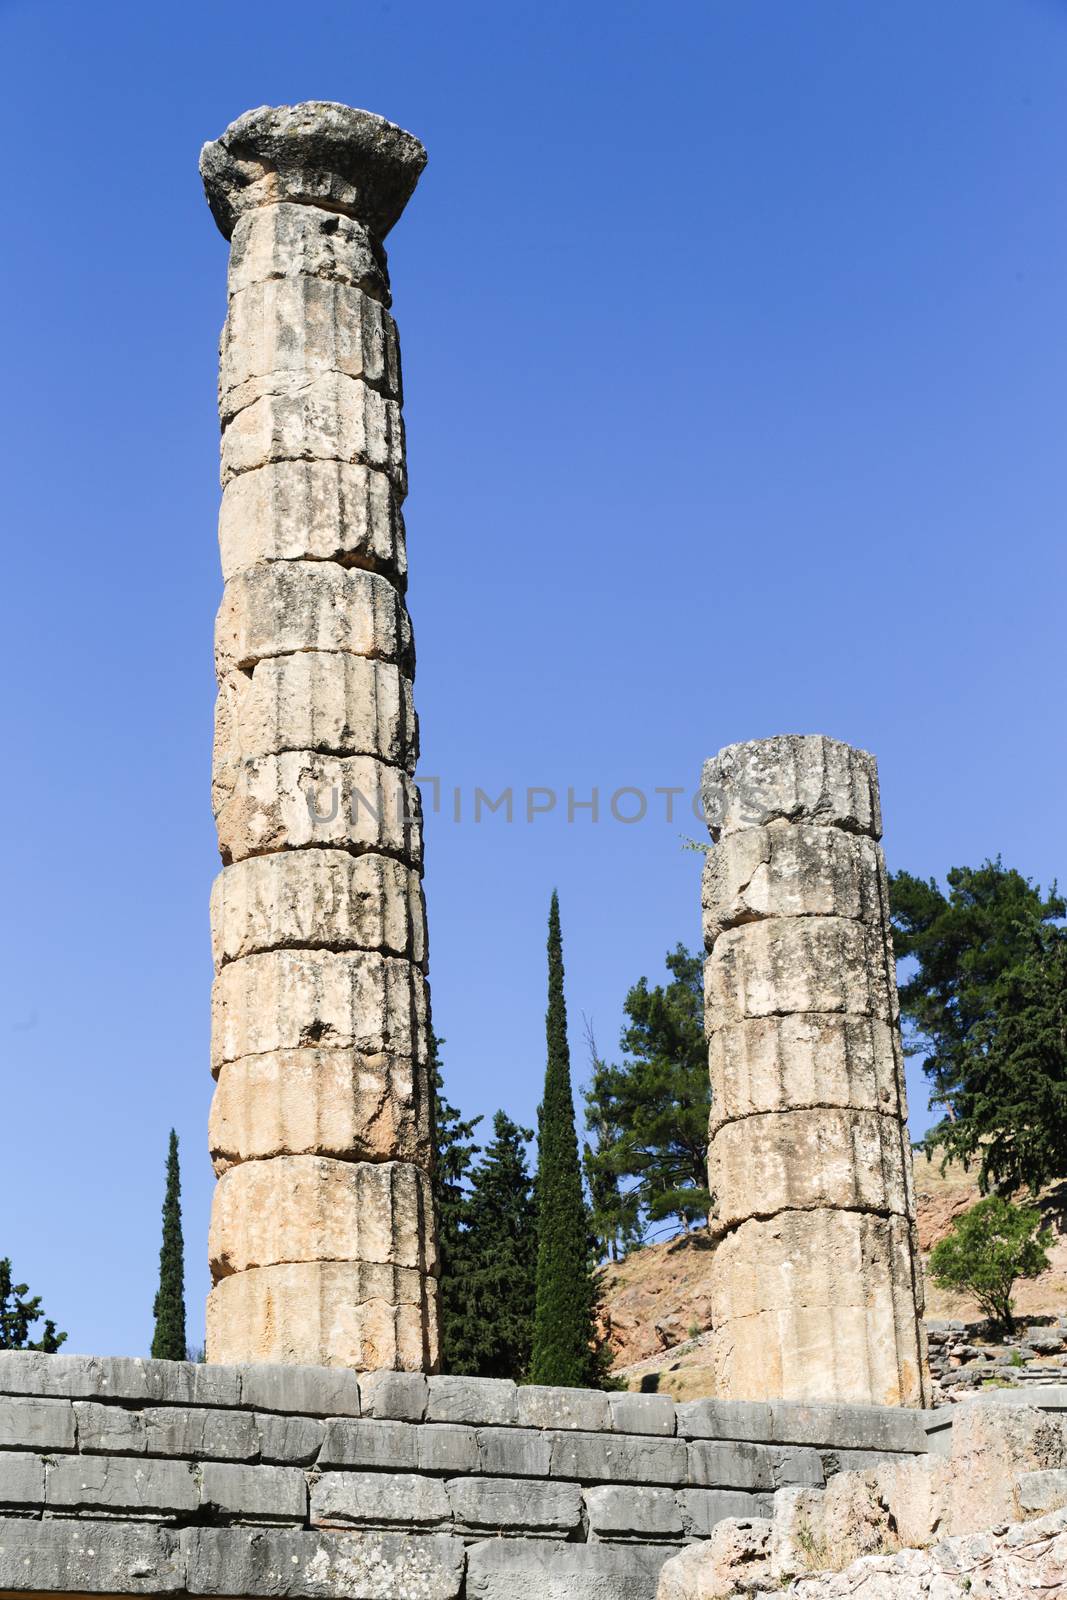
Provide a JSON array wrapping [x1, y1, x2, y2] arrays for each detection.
[[200, 101, 427, 241]]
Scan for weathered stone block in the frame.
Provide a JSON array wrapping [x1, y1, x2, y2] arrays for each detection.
[[210, 1048, 432, 1174], [608, 1393, 677, 1437], [709, 1210, 927, 1407], [311, 1469, 450, 1528], [466, 1538, 669, 1600], [0, 1394, 75, 1452], [547, 1431, 687, 1486], [256, 1412, 326, 1464], [701, 735, 881, 843], [584, 1484, 683, 1539], [0, 1516, 183, 1593], [427, 1375, 518, 1426], [448, 1475, 582, 1534], [702, 826, 884, 944], [210, 949, 426, 1073], [211, 852, 424, 972], [318, 1417, 417, 1471], [200, 1462, 308, 1522], [142, 1405, 261, 1461], [0, 1451, 44, 1507], [358, 1369, 428, 1421], [419, 1424, 480, 1474], [676, 1487, 764, 1536], [517, 1385, 611, 1432], [705, 916, 893, 1026], [1017, 1468, 1067, 1515], [0, 1352, 245, 1408], [213, 750, 423, 864], [708, 1107, 913, 1227], [206, 1260, 438, 1371], [218, 461, 405, 584], [213, 658, 418, 798], [240, 1362, 361, 1418], [182, 1523, 464, 1599], [208, 1155, 435, 1276], [220, 277, 400, 420], [766, 1400, 928, 1453], [214, 562, 411, 678], [227, 204, 390, 304], [675, 1399, 775, 1443], [46, 1454, 199, 1516], [687, 1440, 823, 1491], [75, 1399, 148, 1454], [221, 372, 404, 491], [476, 1426, 551, 1478], [707, 1014, 906, 1133]]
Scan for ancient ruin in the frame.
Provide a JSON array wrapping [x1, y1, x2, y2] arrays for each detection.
[[701, 734, 929, 1407], [200, 103, 437, 1371]]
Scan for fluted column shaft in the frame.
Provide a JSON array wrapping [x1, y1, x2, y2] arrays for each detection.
[[701, 735, 929, 1406], [200, 103, 437, 1370]]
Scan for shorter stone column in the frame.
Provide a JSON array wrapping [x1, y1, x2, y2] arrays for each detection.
[[701, 734, 929, 1407]]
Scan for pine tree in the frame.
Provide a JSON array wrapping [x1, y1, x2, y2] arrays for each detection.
[[430, 1034, 482, 1373], [583, 947, 710, 1239], [460, 1112, 538, 1379], [0, 1260, 66, 1352], [151, 1129, 187, 1361], [530, 891, 604, 1387]]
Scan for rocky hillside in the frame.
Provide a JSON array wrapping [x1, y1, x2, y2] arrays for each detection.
[[600, 1154, 1067, 1399]]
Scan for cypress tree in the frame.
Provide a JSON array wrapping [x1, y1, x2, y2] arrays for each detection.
[[530, 891, 603, 1386], [461, 1112, 537, 1379], [151, 1129, 187, 1361]]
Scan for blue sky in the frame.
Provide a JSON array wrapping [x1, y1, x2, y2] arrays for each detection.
[[1, 0, 1065, 1357]]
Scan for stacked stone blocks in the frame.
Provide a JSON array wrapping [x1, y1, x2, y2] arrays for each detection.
[[0, 1354, 930, 1599], [701, 735, 929, 1407], [199, 104, 436, 1369]]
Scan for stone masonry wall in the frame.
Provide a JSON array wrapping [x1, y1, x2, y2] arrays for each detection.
[[701, 735, 929, 1408], [0, 1355, 929, 1600]]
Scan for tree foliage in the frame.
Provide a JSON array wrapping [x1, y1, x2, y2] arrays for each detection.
[[583, 945, 711, 1241], [430, 1034, 482, 1375], [889, 861, 1067, 1194], [0, 1259, 66, 1352], [928, 1195, 1051, 1333], [454, 1112, 538, 1378], [531, 891, 606, 1387], [151, 1129, 187, 1362]]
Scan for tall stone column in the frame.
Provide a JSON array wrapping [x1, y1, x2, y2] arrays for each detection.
[[199, 103, 437, 1370], [701, 735, 929, 1407]]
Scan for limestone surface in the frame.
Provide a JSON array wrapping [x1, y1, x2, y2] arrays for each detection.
[[210, 851, 426, 970], [707, 1015, 906, 1133], [208, 1156, 436, 1277], [209, 1048, 432, 1173], [214, 560, 412, 676], [218, 461, 405, 583], [701, 735, 882, 843], [210, 948, 427, 1073], [701, 736, 925, 1406], [206, 1260, 438, 1371], [213, 655, 417, 787], [202, 102, 435, 1367], [706, 1210, 926, 1407]]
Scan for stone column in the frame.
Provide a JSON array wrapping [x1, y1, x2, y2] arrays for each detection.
[[199, 103, 437, 1370], [701, 735, 929, 1407]]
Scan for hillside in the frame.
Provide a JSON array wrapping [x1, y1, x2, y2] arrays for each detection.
[[600, 1154, 1067, 1398]]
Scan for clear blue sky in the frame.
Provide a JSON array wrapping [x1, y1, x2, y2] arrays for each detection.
[[2, 0, 1065, 1357]]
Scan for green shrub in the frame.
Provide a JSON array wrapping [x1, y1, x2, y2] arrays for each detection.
[[929, 1196, 1051, 1334]]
